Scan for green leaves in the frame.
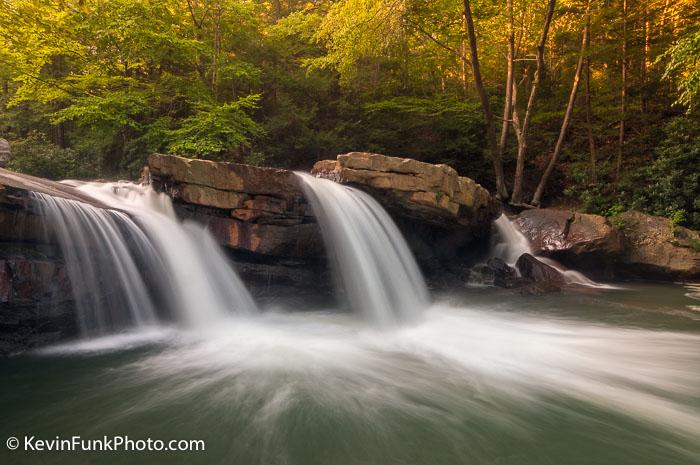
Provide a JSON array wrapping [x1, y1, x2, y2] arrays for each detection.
[[167, 95, 264, 159], [661, 29, 700, 112]]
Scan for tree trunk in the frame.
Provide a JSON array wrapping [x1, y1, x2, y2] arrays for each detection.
[[510, 0, 556, 205], [497, 0, 515, 174], [616, 0, 627, 186], [463, 0, 508, 200], [585, 7, 596, 184], [641, 5, 649, 113], [531, 0, 590, 206]]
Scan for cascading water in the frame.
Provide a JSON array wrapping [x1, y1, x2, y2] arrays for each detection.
[[32, 181, 257, 335], [296, 173, 429, 326], [33, 193, 161, 335], [492, 213, 609, 287], [74, 181, 258, 324], [10, 179, 699, 465]]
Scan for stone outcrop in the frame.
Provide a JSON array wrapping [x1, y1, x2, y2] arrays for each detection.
[[0, 169, 83, 355], [312, 152, 498, 230], [147, 154, 328, 292], [514, 208, 623, 276], [149, 153, 500, 283], [615, 211, 700, 279], [0, 256, 75, 355], [311, 152, 499, 274], [513, 208, 700, 280]]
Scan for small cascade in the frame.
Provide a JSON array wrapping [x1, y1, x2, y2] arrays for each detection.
[[296, 173, 429, 326], [33, 193, 161, 335], [32, 181, 257, 335], [492, 214, 533, 266], [492, 213, 606, 288]]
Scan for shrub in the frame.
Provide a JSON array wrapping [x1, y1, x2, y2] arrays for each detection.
[[7, 131, 100, 180]]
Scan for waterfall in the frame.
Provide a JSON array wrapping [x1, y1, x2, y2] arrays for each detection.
[[32, 181, 257, 335], [296, 173, 429, 326], [492, 213, 606, 287], [492, 214, 534, 266]]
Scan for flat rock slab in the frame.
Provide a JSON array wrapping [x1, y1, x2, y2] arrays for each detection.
[[312, 152, 498, 231]]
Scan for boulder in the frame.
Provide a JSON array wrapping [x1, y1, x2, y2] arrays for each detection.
[[616, 211, 700, 279], [514, 209, 623, 275], [486, 257, 518, 288], [311, 152, 499, 273], [311, 152, 498, 230], [515, 253, 565, 294]]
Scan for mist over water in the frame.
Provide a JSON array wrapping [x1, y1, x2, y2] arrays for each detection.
[[9, 293, 700, 465], [9, 183, 699, 464]]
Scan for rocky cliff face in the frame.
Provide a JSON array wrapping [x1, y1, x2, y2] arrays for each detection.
[[311, 152, 500, 274], [0, 170, 82, 355], [148, 152, 500, 283], [147, 154, 329, 295]]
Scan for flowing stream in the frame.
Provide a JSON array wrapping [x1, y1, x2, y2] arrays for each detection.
[[2, 183, 699, 465], [296, 173, 429, 325], [33, 181, 257, 334]]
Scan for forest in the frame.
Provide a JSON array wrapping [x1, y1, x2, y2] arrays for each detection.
[[0, 0, 698, 227]]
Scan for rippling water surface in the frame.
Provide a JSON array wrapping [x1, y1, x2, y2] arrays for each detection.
[[1, 283, 699, 465]]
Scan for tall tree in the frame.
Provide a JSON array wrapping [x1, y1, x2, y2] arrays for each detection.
[[531, 0, 590, 205], [509, 0, 556, 205], [584, 5, 597, 185], [497, 0, 515, 177], [616, 0, 628, 185], [463, 0, 508, 200]]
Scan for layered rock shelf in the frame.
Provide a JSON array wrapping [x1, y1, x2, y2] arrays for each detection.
[[148, 152, 500, 282], [311, 152, 498, 231]]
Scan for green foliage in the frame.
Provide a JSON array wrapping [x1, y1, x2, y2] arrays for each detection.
[[7, 132, 100, 180], [356, 96, 489, 177], [621, 117, 700, 229], [661, 29, 700, 112], [0, 0, 697, 219], [167, 96, 264, 159], [689, 239, 700, 253]]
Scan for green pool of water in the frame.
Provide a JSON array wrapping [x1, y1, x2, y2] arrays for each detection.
[[1, 283, 699, 465]]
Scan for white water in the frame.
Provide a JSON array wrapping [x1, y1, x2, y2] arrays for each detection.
[[33, 182, 257, 334], [492, 213, 612, 288], [296, 173, 429, 326], [41, 302, 700, 459], [33, 192, 160, 334]]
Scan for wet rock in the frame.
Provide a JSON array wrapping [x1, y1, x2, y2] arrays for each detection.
[[486, 257, 518, 287], [616, 211, 700, 279], [0, 255, 76, 356], [515, 253, 565, 294], [465, 258, 518, 288], [514, 209, 623, 275]]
